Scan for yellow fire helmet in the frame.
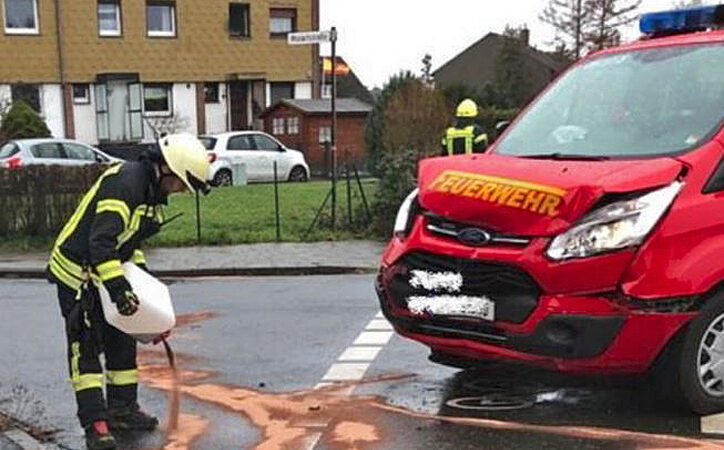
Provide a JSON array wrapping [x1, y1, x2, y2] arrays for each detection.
[[159, 133, 211, 194], [456, 99, 479, 118]]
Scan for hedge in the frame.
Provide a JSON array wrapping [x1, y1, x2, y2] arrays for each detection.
[[0, 165, 106, 236]]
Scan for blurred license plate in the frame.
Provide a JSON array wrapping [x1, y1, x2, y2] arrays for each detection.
[[407, 295, 495, 321]]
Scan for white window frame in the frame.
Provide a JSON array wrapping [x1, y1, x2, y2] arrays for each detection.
[[272, 117, 284, 135], [321, 84, 332, 99], [98, 1, 122, 37], [4, 0, 39, 35], [319, 125, 331, 144], [142, 83, 173, 117], [287, 117, 299, 135], [72, 84, 90, 104], [146, 2, 176, 38]]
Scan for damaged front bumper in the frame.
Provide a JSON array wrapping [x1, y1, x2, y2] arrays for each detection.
[[377, 253, 697, 373]]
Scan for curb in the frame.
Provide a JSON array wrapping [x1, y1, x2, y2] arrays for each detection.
[[0, 266, 378, 280]]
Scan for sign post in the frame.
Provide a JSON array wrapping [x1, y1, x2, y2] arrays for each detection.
[[288, 27, 338, 231]]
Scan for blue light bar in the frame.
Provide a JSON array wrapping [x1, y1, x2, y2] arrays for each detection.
[[640, 5, 724, 35]]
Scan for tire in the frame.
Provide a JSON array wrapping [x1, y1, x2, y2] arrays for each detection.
[[212, 169, 233, 187], [662, 290, 724, 414], [288, 165, 308, 182]]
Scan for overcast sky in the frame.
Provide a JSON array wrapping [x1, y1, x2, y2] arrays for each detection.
[[318, 0, 711, 89]]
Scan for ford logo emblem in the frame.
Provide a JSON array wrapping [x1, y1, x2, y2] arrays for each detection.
[[458, 228, 492, 246]]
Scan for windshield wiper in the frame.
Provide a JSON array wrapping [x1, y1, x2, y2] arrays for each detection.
[[518, 153, 610, 161]]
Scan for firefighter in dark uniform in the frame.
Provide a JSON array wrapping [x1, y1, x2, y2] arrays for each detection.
[[47, 134, 210, 450], [441, 99, 489, 156]]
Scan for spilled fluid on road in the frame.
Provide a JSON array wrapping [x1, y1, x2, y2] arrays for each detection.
[[139, 311, 724, 450]]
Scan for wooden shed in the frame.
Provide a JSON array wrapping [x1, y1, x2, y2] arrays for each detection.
[[261, 98, 372, 176]]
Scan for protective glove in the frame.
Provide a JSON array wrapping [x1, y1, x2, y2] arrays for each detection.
[[104, 277, 140, 316]]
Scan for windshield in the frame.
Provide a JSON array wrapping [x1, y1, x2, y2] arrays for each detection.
[[496, 43, 724, 159], [0, 142, 19, 159]]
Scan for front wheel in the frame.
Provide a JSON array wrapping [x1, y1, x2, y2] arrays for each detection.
[[666, 292, 724, 414], [288, 165, 308, 182]]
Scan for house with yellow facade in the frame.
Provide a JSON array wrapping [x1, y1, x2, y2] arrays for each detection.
[[0, 0, 320, 148]]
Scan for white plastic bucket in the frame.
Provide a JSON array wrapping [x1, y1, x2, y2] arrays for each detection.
[[96, 262, 176, 343]]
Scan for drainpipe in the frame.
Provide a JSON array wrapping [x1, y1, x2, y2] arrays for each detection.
[[54, 0, 73, 138]]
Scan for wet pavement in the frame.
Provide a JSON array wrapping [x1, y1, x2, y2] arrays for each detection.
[[1, 276, 723, 449]]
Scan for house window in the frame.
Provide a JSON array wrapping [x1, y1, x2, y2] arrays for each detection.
[[11, 84, 40, 112], [204, 83, 219, 103], [4, 0, 38, 34], [287, 117, 299, 135], [229, 3, 249, 37], [319, 125, 331, 144], [98, 0, 122, 36], [143, 83, 172, 115], [73, 84, 90, 104], [269, 82, 294, 105], [272, 118, 284, 135], [147, 1, 176, 37], [321, 84, 332, 99], [269, 8, 295, 37]]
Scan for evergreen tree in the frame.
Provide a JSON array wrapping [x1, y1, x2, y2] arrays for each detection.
[[0, 100, 51, 142]]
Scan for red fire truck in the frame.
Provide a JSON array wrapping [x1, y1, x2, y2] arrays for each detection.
[[377, 6, 724, 413]]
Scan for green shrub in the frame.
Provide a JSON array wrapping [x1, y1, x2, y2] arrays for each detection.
[[0, 100, 51, 142], [371, 150, 418, 236]]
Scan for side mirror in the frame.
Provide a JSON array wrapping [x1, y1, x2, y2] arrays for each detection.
[[496, 121, 511, 136], [278, 144, 286, 152]]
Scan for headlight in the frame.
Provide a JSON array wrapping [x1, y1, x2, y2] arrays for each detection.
[[393, 188, 419, 237], [547, 182, 683, 261]]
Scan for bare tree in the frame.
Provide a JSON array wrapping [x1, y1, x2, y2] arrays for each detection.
[[585, 0, 642, 51], [145, 112, 191, 139], [540, 0, 593, 59], [421, 54, 433, 86], [674, 0, 703, 8]]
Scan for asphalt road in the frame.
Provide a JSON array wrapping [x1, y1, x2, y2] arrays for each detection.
[[0, 276, 721, 449]]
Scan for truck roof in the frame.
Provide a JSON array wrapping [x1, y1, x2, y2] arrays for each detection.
[[593, 29, 724, 59]]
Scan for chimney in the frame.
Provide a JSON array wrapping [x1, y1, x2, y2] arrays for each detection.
[[520, 27, 530, 46]]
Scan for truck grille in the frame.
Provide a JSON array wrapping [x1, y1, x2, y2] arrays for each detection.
[[389, 251, 541, 324]]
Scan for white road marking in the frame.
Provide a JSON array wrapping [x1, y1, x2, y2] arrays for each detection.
[[306, 310, 394, 450], [365, 319, 393, 331], [353, 331, 394, 346], [322, 363, 370, 381], [338, 346, 383, 362], [702, 413, 724, 434]]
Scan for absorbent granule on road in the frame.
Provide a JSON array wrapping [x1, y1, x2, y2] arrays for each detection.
[[409, 270, 463, 293]]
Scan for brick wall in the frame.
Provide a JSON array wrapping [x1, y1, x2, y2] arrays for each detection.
[[0, 0, 315, 83]]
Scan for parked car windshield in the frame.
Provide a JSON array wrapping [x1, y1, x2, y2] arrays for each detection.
[[495, 43, 724, 159], [0, 142, 19, 158]]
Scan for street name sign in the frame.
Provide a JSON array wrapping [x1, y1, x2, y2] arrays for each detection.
[[288, 30, 332, 45]]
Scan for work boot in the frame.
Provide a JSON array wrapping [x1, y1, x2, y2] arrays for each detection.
[[107, 405, 159, 431], [84, 421, 116, 450]]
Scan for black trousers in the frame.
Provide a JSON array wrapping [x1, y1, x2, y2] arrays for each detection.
[[56, 283, 138, 428]]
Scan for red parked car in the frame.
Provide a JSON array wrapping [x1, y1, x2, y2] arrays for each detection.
[[377, 6, 724, 414]]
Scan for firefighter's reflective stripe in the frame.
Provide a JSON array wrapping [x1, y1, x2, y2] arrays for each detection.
[[106, 369, 138, 386], [117, 205, 165, 249], [54, 165, 123, 251], [132, 249, 146, 266], [96, 259, 124, 282], [49, 252, 84, 291], [445, 126, 475, 155], [70, 342, 104, 391], [96, 199, 130, 229]]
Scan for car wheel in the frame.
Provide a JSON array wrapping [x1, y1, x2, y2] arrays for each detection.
[[288, 165, 308, 182], [666, 291, 724, 414], [212, 170, 233, 187]]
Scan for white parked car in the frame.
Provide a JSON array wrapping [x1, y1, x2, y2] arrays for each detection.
[[200, 131, 310, 186], [0, 138, 121, 169]]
